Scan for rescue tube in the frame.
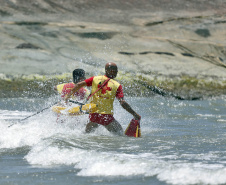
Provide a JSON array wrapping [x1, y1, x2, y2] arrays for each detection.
[[125, 118, 141, 137], [52, 103, 97, 115]]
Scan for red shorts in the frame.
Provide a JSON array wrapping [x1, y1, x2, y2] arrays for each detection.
[[89, 113, 115, 126]]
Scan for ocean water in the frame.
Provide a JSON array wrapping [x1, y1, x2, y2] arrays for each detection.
[[0, 96, 226, 185]]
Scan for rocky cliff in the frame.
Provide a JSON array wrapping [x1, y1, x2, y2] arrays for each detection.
[[0, 0, 226, 99]]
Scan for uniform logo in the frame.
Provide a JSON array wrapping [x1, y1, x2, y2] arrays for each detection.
[[98, 82, 112, 94]]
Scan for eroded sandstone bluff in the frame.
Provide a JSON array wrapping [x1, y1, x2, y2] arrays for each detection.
[[0, 0, 226, 99]]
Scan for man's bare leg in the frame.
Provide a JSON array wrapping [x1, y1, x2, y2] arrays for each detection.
[[85, 122, 99, 133], [104, 120, 123, 135]]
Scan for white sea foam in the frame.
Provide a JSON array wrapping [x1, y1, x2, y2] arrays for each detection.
[[217, 119, 226, 122], [0, 109, 88, 149], [25, 140, 226, 185], [196, 114, 217, 118], [158, 163, 226, 185], [0, 109, 31, 120]]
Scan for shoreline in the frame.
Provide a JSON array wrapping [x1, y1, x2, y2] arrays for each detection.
[[0, 73, 225, 100]]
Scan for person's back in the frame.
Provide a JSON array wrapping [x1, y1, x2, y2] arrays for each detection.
[[88, 75, 120, 114], [55, 69, 90, 103], [56, 82, 89, 101], [64, 63, 141, 135], [54, 69, 90, 123]]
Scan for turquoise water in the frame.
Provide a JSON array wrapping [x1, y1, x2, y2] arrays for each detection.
[[0, 96, 226, 185]]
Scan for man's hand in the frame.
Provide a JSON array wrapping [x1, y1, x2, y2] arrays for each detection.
[[134, 113, 141, 120]]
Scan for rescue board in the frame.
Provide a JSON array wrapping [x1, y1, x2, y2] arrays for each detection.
[[52, 103, 97, 115]]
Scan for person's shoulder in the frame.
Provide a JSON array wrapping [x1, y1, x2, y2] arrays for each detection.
[[56, 83, 67, 93], [57, 83, 67, 87], [63, 82, 75, 88], [85, 76, 95, 86], [110, 78, 121, 86], [93, 75, 103, 79], [94, 75, 111, 81], [85, 76, 95, 81]]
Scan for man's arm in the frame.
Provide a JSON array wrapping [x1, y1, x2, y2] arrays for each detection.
[[118, 98, 141, 120], [64, 81, 87, 102]]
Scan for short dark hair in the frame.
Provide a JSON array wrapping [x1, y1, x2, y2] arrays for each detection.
[[73, 69, 85, 83]]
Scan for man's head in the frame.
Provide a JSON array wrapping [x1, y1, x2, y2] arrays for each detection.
[[73, 69, 85, 83], [105, 62, 118, 79]]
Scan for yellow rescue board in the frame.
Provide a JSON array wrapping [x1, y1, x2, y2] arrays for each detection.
[[52, 103, 97, 115]]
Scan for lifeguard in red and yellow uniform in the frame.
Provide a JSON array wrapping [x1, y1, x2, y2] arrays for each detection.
[[54, 69, 90, 102], [85, 75, 123, 128], [86, 75, 122, 114], [56, 82, 89, 101], [54, 69, 90, 123], [64, 63, 141, 135]]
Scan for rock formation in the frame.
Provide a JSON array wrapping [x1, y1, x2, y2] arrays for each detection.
[[0, 0, 225, 99]]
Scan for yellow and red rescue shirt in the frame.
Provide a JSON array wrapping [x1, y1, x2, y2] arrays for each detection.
[[56, 82, 89, 101], [85, 75, 124, 115]]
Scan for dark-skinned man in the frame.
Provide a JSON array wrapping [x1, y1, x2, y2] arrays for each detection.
[[64, 62, 141, 135]]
